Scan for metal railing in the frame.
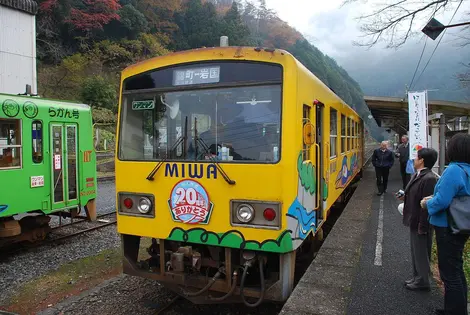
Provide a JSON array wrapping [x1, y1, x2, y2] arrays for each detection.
[[93, 123, 116, 155]]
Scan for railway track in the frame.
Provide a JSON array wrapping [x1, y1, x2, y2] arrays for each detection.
[[47, 211, 117, 243], [0, 212, 117, 257]]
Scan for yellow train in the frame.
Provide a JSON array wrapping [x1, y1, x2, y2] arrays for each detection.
[[115, 41, 364, 306]]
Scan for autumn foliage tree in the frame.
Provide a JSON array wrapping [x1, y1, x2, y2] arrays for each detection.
[[39, 0, 121, 32], [35, 0, 377, 137], [67, 0, 121, 31]]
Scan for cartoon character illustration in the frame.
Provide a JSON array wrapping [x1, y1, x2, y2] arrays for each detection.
[[351, 153, 359, 174], [287, 153, 317, 249], [335, 153, 359, 189], [336, 156, 352, 188]]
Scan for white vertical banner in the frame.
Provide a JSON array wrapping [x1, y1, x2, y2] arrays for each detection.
[[408, 91, 428, 159]]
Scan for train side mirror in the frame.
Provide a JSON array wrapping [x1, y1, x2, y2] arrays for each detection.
[[303, 122, 315, 145]]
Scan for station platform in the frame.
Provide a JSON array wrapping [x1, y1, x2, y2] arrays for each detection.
[[279, 162, 443, 315]]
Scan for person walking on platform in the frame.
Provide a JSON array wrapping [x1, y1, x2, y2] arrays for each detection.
[[396, 135, 411, 189], [372, 141, 394, 195], [421, 133, 470, 315], [398, 148, 438, 291]]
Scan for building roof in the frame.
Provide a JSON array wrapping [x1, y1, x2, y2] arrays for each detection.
[[0, 0, 38, 15], [364, 95, 470, 134]]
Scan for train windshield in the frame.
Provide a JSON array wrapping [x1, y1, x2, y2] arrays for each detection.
[[119, 84, 281, 162]]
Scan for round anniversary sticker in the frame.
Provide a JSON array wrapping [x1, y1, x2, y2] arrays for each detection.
[[168, 179, 214, 224]]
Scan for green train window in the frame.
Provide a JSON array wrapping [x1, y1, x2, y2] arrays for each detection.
[[0, 119, 22, 169], [32, 121, 43, 163]]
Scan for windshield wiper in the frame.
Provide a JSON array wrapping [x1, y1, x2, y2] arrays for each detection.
[[146, 116, 188, 181], [194, 117, 236, 185]]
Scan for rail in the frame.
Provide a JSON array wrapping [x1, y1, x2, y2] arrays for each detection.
[[47, 212, 117, 243], [0, 212, 117, 257]]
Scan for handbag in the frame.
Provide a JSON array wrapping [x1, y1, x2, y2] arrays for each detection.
[[447, 165, 470, 235], [406, 159, 415, 174]]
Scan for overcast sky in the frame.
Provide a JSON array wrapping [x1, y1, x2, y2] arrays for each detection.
[[265, 0, 468, 63]]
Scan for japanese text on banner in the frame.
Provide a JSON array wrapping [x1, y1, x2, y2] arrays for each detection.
[[408, 91, 428, 160]]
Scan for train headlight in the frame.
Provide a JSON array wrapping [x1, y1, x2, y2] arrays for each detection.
[[138, 197, 152, 214], [236, 204, 255, 223], [231, 200, 280, 229], [118, 193, 155, 217]]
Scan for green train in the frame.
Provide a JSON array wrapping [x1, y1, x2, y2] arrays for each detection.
[[0, 93, 97, 246]]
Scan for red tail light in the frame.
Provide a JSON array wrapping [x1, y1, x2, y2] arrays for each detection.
[[263, 208, 276, 221], [124, 198, 133, 209]]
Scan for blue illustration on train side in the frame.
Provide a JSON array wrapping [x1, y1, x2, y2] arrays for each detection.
[[335, 153, 358, 189], [286, 153, 317, 249], [287, 199, 316, 239]]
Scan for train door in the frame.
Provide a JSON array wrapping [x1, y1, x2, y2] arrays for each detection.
[[50, 123, 79, 211], [302, 102, 323, 229], [314, 100, 324, 226]]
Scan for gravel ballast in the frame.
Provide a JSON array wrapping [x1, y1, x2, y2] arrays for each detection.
[[0, 182, 118, 306]]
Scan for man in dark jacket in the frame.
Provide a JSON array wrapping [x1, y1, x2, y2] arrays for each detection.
[[396, 135, 411, 189], [371, 141, 394, 195], [399, 147, 438, 291]]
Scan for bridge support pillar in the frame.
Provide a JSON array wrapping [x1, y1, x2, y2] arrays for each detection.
[[439, 114, 446, 175], [429, 119, 440, 174], [428, 113, 443, 174]]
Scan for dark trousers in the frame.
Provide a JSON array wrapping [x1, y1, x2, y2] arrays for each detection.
[[375, 167, 390, 193], [400, 162, 411, 190], [410, 228, 433, 286], [435, 226, 469, 315]]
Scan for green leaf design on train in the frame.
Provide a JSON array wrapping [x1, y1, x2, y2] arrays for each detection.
[[168, 228, 293, 253], [297, 153, 316, 195]]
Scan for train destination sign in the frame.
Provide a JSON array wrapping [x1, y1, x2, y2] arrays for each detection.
[[132, 100, 155, 110], [173, 66, 220, 86]]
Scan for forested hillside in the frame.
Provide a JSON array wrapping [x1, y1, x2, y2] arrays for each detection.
[[340, 42, 470, 103], [35, 0, 382, 138]]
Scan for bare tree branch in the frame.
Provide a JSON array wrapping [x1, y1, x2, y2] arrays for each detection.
[[343, 0, 467, 48]]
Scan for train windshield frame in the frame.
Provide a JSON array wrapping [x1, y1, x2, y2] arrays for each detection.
[[118, 61, 283, 164]]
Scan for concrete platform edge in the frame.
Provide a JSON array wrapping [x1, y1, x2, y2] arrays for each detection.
[[279, 166, 376, 315]]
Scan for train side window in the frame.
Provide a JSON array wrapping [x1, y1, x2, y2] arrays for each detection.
[[341, 114, 346, 153], [348, 118, 352, 151], [330, 108, 337, 158], [0, 119, 22, 169], [354, 121, 358, 148], [32, 121, 43, 163], [358, 122, 362, 147], [302, 105, 311, 160], [351, 120, 355, 149]]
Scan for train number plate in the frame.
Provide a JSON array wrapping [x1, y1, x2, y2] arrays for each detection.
[[31, 176, 44, 188]]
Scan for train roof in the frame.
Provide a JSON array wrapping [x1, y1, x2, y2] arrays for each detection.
[[293, 57, 359, 117], [122, 46, 360, 119], [0, 93, 91, 111], [122, 46, 293, 74]]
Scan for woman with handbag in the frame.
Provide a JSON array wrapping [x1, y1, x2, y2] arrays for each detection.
[[421, 133, 470, 315]]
